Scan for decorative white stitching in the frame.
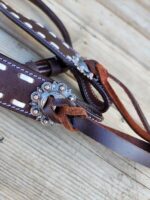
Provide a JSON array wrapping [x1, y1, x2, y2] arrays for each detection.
[[10, 12, 20, 19], [88, 116, 101, 124], [49, 31, 56, 38], [36, 22, 44, 28], [0, 100, 31, 115], [18, 73, 35, 84], [50, 42, 60, 50], [63, 42, 70, 49], [37, 32, 46, 39], [0, 63, 7, 71], [0, 57, 46, 115], [11, 99, 26, 108], [5, 5, 75, 63], [24, 22, 33, 29], [0, 2, 7, 9], [0, 57, 46, 82], [0, 93, 4, 99]]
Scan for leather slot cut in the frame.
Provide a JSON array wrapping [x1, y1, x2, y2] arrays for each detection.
[[0, 93, 4, 99], [18, 73, 34, 84], [11, 99, 26, 108], [0, 63, 7, 71]]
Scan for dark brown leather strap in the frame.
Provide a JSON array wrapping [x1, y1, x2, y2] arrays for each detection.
[[0, 54, 101, 124], [0, 53, 47, 117], [29, 0, 72, 47], [0, 1, 150, 168], [1, 54, 150, 167], [0, 0, 110, 113], [72, 117, 150, 167]]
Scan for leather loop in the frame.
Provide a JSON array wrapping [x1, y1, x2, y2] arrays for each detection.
[[96, 63, 150, 142]]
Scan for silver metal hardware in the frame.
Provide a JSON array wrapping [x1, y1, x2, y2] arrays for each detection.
[[30, 81, 76, 125], [72, 54, 94, 80]]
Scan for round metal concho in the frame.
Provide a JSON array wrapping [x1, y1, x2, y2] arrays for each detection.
[[30, 81, 76, 125]]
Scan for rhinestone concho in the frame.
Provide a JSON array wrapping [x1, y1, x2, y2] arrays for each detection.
[[30, 81, 76, 125]]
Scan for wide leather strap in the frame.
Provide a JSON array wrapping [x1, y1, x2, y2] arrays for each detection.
[[0, 54, 150, 167], [29, 0, 72, 47], [0, 0, 110, 113], [0, 54, 102, 123], [0, 1, 150, 168], [72, 117, 150, 167], [0, 53, 47, 117]]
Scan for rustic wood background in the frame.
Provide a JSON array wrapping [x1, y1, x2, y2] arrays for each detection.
[[0, 0, 150, 199]]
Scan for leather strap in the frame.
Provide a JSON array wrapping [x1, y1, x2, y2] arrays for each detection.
[[96, 64, 150, 142], [73, 117, 150, 167], [0, 53, 47, 117], [29, 0, 72, 47], [0, 0, 110, 113], [0, 54, 102, 123], [0, 1, 150, 167], [1, 54, 150, 167]]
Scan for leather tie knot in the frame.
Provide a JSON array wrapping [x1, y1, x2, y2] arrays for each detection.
[[41, 96, 87, 131]]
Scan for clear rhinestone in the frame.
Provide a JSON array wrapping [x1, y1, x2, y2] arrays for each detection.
[[87, 73, 94, 80], [68, 95, 76, 101], [31, 92, 39, 102], [41, 118, 49, 125], [59, 85, 66, 92], [31, 107, 40, 116], [42, 82, 52, 91]]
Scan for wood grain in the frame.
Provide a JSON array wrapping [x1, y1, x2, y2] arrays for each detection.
[[0, 0, 150, 199]]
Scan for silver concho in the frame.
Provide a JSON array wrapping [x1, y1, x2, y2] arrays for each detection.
[[72, 54, 94, 80], [30, 81, 76, 125]]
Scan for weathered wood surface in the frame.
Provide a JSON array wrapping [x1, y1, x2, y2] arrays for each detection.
[[0, 0, 150, 199]]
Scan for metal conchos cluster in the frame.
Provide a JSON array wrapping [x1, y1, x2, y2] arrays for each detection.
[[30, 81, 76, 125]]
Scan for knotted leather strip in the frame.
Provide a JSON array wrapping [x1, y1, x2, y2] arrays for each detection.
[[41, 97, 87, 131]]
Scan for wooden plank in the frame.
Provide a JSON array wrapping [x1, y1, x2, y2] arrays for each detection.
[[136, 0, 150, 11], [52, 0, 150, 69], [0, 0, 150, 200], [97, 0, 150, 39]]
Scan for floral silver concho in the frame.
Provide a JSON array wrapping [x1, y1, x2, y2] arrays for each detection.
[[30, 81, 76, 125]]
